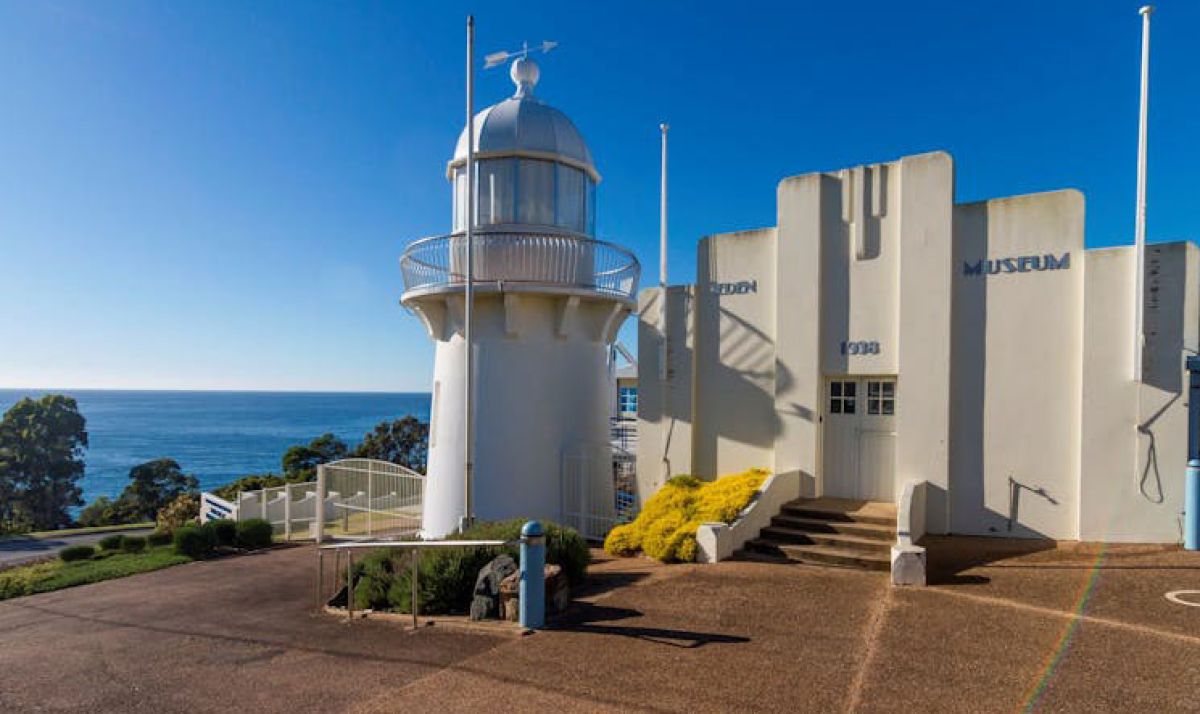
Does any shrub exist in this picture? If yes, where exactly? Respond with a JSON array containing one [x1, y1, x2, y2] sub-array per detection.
[[147, 531, 172, 547], [156, 493, 199, 533], [235, 519, 274, 549], [60, 545, 95, 562], [173, 524, 216, 558], [603, 468, 770, 563], [120, 536, 147, 553], [349, 519, 589, 616], [98, 534, 125, 551], [207, 519, 238, 547], [211, 474, 288, 502]]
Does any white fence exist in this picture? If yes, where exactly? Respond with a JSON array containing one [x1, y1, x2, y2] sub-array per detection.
[[235, 481, 323, 539], [200, 458, 425, 541], [561, 444, 638, 541]]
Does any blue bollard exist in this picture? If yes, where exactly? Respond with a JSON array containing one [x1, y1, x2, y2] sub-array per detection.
[[1187, 460, 1200, 551], [519, 520, 545, 629]]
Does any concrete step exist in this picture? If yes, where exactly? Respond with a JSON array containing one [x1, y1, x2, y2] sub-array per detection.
[[758, 526, 893, 554], [779, 498, 897, 527], [743, 539, 891, 571], [769, 514, 896, 541]]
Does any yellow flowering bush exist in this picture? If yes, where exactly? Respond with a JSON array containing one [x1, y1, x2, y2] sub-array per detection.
[[604, 468, 769, 562]]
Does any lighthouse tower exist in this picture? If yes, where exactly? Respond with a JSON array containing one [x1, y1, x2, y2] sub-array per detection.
[[400, 56, 640, 537]]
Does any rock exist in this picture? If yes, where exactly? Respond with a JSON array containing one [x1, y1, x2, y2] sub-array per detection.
[[544, 564, 570, 613], [498, 563, 571, 621], [499, 572, 519, 621], [469, 554, 517, 621]]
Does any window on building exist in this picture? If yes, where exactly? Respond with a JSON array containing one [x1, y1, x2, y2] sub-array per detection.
[[866, 379, 896, 415], [555, 165, 586, 233], [477, 159, 515, 226], [619, 386, 638, 414], [452, 166, 468, 232], [829, 380, 856, 414], [517, 158, 555, 225]]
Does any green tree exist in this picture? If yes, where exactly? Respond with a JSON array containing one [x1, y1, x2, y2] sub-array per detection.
[[76, 496, 142, 528], [0, 395, 88, 531], [352, 416, 428, 473], [119, 458, 199, 521], [281, 432, 348, 481], [211, 473, 287, 502]]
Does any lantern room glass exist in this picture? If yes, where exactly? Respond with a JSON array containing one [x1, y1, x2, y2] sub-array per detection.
[[452, 158, 595, 235]]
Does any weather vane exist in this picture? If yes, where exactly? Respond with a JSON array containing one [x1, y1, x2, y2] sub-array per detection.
[[483, 40, 558, 69]]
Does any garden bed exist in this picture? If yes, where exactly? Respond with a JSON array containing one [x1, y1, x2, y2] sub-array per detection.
[[0, 546, 192, 600], [0, 518, 282, 601]]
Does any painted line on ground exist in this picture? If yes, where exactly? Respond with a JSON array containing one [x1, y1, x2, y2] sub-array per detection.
[[1165, 590, 1200, 608], [918, 586, 1200, 647]]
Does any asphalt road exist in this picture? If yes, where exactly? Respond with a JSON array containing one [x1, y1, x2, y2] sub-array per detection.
[[0, 528, 154, 567]]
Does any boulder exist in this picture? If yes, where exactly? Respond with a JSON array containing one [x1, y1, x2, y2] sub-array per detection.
[[498, 563, 570, 621], [469, 554, 517, 621]]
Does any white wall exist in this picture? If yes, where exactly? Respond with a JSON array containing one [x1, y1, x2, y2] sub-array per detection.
[[773, 173, 824, 497], [895, 153, 955, 534], [417, 291, 628, 537], [819, 163, 900, 376], [636, 286, 695, 498], [1080, 243, 1196, 542], [693, 228, 777, 478], [950, 190, 1084, 539]]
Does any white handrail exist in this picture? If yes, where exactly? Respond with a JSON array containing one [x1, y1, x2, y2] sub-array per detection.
[[400, 229, 640, 301], [319, 539, 512, 550]]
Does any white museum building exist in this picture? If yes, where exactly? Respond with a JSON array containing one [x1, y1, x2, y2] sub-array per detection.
[[638, 150, 1197, 546]]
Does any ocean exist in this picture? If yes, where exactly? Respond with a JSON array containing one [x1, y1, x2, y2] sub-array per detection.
[[0, 389, 431, 509]]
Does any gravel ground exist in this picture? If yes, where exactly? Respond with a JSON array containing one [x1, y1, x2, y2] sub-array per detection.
[[1, 539, 1198, 713]]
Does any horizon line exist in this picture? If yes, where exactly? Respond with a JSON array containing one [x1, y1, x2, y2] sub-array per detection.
[[0, 386, 433, 396]]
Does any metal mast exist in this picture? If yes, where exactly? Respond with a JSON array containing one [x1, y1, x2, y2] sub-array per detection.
[[1133, 5, 1153, 382], [658, 122, 669, 384], [463, 15, 476, 528]]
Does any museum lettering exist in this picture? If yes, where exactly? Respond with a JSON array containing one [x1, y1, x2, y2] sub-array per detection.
[[962, 252, 1070, 277]]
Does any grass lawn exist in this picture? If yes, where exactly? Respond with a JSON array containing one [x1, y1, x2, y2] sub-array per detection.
[[0, 546, 191, 601]]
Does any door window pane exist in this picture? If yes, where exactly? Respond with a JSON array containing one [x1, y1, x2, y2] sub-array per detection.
[[866, 379, 896, 415], [829, 380, 856, 415]]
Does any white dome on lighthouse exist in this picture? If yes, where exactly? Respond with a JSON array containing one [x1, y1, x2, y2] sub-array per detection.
[[450, 57, 597, 181]]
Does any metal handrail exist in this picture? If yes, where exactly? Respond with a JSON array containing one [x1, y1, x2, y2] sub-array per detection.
[[317, 538, 517, 627], [399, 229, 640, 301]]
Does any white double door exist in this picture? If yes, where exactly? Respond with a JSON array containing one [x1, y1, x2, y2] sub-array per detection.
[[822, 377, 897, 502]]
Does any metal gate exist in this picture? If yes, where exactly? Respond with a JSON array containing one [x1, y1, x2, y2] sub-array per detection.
[[315, 458, 425, 541], [561, 444, 638, 541]]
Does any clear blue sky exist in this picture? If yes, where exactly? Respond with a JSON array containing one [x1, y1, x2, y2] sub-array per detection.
[[1, 1, 1196, 392]]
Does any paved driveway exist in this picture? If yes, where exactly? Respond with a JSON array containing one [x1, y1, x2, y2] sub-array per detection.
[[0, 528, 154, 567], [1, 540, 1198, 712]]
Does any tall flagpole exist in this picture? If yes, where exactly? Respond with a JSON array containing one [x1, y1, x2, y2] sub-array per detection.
[[658, 122, 669, 385], [1133, 5, 1152, 382], [463, 15, 476, 528]]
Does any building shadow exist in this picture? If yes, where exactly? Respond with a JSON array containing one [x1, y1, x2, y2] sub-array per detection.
[[551, 602, 750, 649], [923, 534, 1057, 585], [570, 568, 650, 600]]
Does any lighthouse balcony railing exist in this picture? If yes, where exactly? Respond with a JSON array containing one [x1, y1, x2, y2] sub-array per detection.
[[400, 229, 640, 303]]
